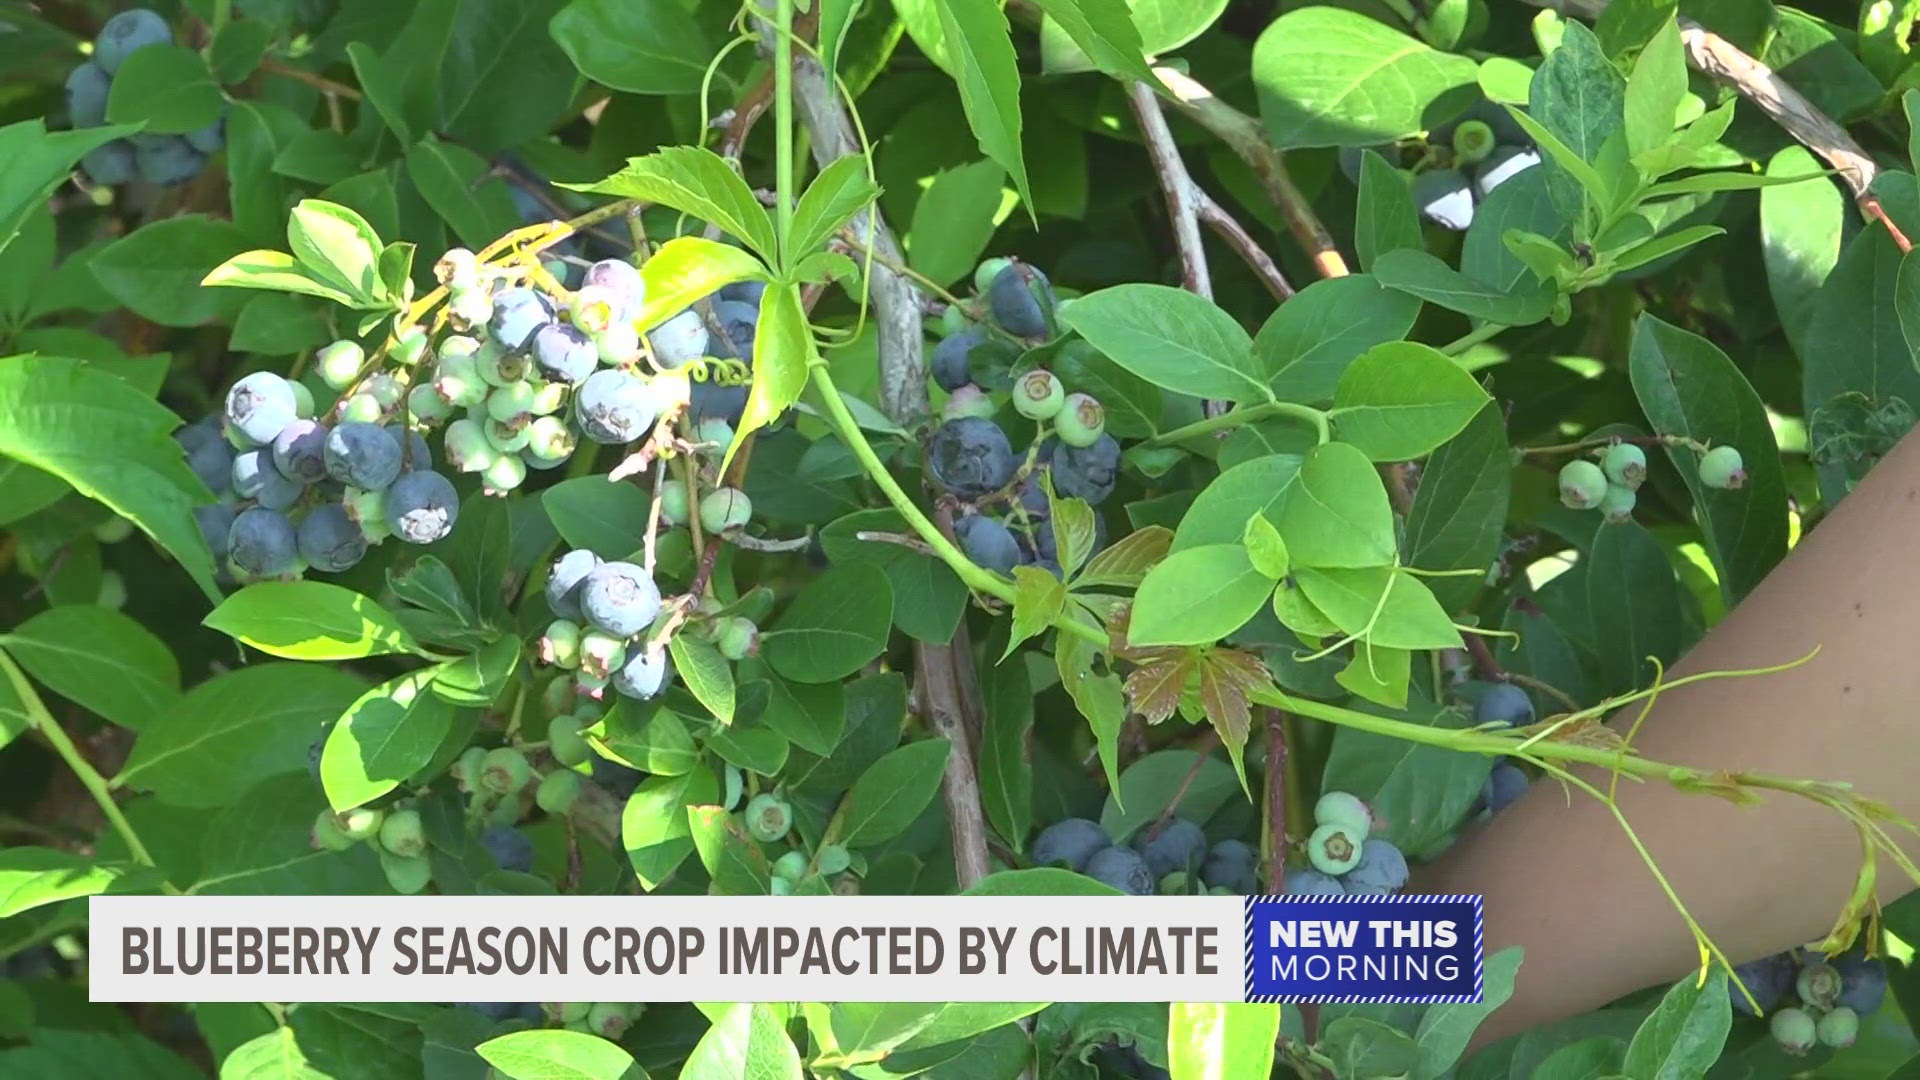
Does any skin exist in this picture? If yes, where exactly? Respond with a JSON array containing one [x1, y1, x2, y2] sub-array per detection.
[[1416, 427, 1920, 1047]]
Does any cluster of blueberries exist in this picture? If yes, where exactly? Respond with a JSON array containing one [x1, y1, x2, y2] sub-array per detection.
[[66, 9, 225, 186], [1731, 944, 1885, 1053], [1339, 101, 1542, 232], [1285, 792, 1411, 896], [928, 259, 1121, 577], [309, 801, 435, 894], [1558, 440, 1745, 520], [461, 1001, 647, 1040], [1028, 816, 1259, 897], [536, 548, 685, 703], [1472, 682, 1534, 816], [180, 369, 457, 582]]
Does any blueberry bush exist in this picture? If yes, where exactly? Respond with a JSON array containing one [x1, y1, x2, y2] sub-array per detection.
[[8, 0, 1920, 1076]]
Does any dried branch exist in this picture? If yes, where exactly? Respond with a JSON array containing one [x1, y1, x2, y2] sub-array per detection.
[[1126, 80, 1212, 298], [1263, 708, 1288, 893], [1196, 192, 1295, 301]]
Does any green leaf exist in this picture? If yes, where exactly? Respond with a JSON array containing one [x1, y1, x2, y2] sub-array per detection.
[[738, 284, 814, 461], [1621, 971, 1731, 1079], [117, 664, 368, 808], [1584, 520, 1686, 697], [477, 1028, 647, 1080], [1294, 567, 1464, 650], [1061, 284, 1268, 403], [840, 739, 952, 847], [550, 0, 710, 97], [1321, 692, 1488, 852], [688, 804, 773, 894], [907, 159, 1006, 289], [1355, 151, 1424, 274], [405, 139, 522, 250], [206, 581, 418, 660], [1079, 525, 1172, 588], [1329, 341, 1490, 461], [0, 357, 220, 602], [219, 1026, 331, 1080], [1607, 224, 1724, 275], [1371, 248, 1555, 326], [190, 776, 387, 895], [818, 508, 967, 644], [321, 667, 456, 811], [624, 768, 719, 889], [1050, 338, 1164, 440], [1760, 146, 1843, 357], [789, 155, 881, 274], [437, 0, 580, 156], [0, 848, 151, 918], [668, 636, 735, 725], [1242, 514, 1290, 579], [933, 0, 1035, 219], [201, 249, 362, 308], [1464, 161, 1569, 298], [540, 476, 654, 561], [1405, 405, 1511, 612], [104, 45, 223, 134], [681, 1003, 799, 1080], [0, 120, 137, 257], [1322, 1017, 1420, 1079], [1411, 946, 1523, 1077], [94, 215, 256, 327], [1171, 454, 1303, 551], [1628, 316, 1788, 604], [1638, 170, 1827, 201], [2, 605, 178, 731], [1252, 7, 1477, 148], [231, 293, 332, 356], [1029, 0, 1156, 83], [1166, 1003, 1279, 1080], [1529, 19, 1625, 212], [431, 635, 520, 708], [980, 653, 1034, 851], [632, 237, 768, 334], [763, 564, 893, 683], [574, 146, 779, 259], [963, 867, 1122, 896], [600, 700, 700, 776], [1274, 441, 1398, 568], [287, 199, 385, 304], [1056, 622, 1126, 794], [1622, 19, 1686, 158], [1099, 749, 1239, 842], [1128, 544, 1274, 647], [1257, 274, 1422, 404], [1803, 224, 1920, 506]]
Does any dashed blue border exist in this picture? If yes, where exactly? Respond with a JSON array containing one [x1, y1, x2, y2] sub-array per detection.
[[1240, 893, 1484, 1003]]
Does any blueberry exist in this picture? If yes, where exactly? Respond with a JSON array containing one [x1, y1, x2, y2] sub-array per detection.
[[1314, 791, 1371, 834], [382, 851, 433, 894], [378, 808, 426, 858], [232, 449, 304, 510], [986, 262, 1054, 338], [324, 422, 403, 489], [1473, 683, 1534, 727], [1770, 1006, 1816, 1054], [312, 808, 355, 852], [1341, 839, 1409, 895], [711, 299, 759, 359], [194, 502, 237, 556], [95, 9, 172, 75], [1698, 445, 1746, 490], [1414, 168, 1475, 231], [536, 771, 582, 815], [226, 372, 298, 445], [1598, 483, 1636, 524], [486, 381, 537, 424], [745, 793, 792, 842], [1817, 1006, 1859, 1049], [1473, 147, 1541, 200], [1452, 120, 1496, 165], [465, 1000, 537, 1023], [1013, 368, 1064, 421], [1798, 961, 1842, 1010], [718, 280, 765, 306], [1132, 818, 1209, 878], [80, 140, 137, 185], [385, 470, 459, 544], [183, 434, 235, 496], [591, 755, 643, 799], [575, 369, 656, 445], [1047, 434, 1121, 504], [444, 418, 499, 475], [583, 259, 645, 319], [1727, 952, 1795, 1017], [943, 384, 996, 422], [955, 514, 1021, 573], [1286, 868, 1345, 895], [577, 630, 627, 680], [926, 417, 1016, 499], [481, 452, 527, 496], [1601, 443, 1646, 489], [134, 136, 206, 186], [931, 327, 985, 392], [489, 288, 554, 352], [531, 322, 599, 385], [1054, 393, 1106, 448], [1557, 459, 1608, 510], [580, 561, 662, 637], [65, 62, 111, 127], [297, 504, 368, 572], [1200, 840, 1258, 894], [698, 488, 752, 533], [612, 648, 672, 700], [524, 416, 578, 469], [547, 712, 590, 764], [1834, 951, 1888, 1014], [688, 379, 748, 425], [227, 507, 299, 579], [1030, 818, 1110, 872], [714, 617, 758, 661], [1307, 822, 1363, 875], [648, 309, 709, 368], [481, 747, 533, 795], [271, 419, 329, 484], [317, 341, 366, 391], [1089, 1041, 1172, 1080], [546, 549, 602, 621], [1480, 763, 1528, 813], [1084, 846, 1153, 895]]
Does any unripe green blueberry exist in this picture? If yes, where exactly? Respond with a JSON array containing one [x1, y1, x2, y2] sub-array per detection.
[[573, 668, 610, 701], [485, 794, 526, 828], [542, 675, 576, 717], [659, 480, 691, 526], [1054, 392, 1106, 448], [770, 876, 794, 896], [831, 873, 861, 896], [524, 415, 577, 468], [569, 285, 622, 336], [943, 384, 996, 421], [1598, 483, 1636, 524], [699, 487, 752, 533], [378, 808, 427, 858], [536, 770, 582, 815], [290, 380, 316, 419], [1014, 368, 1065, 420], [577, 630, 628, 680], [392, 325, 430, 367], [1452, 120, 1495, 165], [552, 1001, 592, 1023], [1771, 1006, 1817, 1054], [1601, 442, 1646, 489], [1698, 445, 1746, 490], [539, 619, 582, 668], [1558, 459, 1608, 510], [586, 1001, 631, 1040], [1158, 871, 1191, 895], [452, 745, 488, 792], [435, 248, 479, 289], [342, 485, 385, 527], [548, 713, 592, 767], [317, 340, 365, 390], [771, 849, 810, 882], [363, 372, 405, 410], [434, 351, 489, 409], [476, 341, 529, 388], [482, 451, 527, 495], [487, 381, 537, 423], [1797, 961, 1842, 1010], [96, 570, 127, 611], [444, 418, 498, 474], [973, 256, 1013, 295], [694, 417, 735, 456], [746, 792, 793, 842], [595, 322, 640, 365], [381, 851, 433, 894], [1314, 791, 1372, 835], [1307, 822, 1363, 875], [440, 334, 482, 363], [340, 392, 385, 424], [816, 844, 850, 875], [93, 516, 134, 545], [939, 304, 971, 338], [447, 287, 491, 332], [408, 384, 452, 423], [481, 747, 533, 795], [1816, 1005, 1858, 1049], [483, 416, 531, 455], [312, 808, 355, 851], [336, 807, 384, 841], [714, 617, 759, 661]]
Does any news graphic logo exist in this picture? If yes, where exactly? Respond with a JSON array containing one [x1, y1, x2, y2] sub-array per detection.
[[1243, 894, 1482, 1003]]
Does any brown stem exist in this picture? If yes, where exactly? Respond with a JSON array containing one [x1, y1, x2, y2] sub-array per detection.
[[1196, 192, 1295, 301], [1125, 80, 1212, 299], [1145, 729, 1220, 843], [717, 73, 776, 162], [259, 57, 364, 101], [1263, 709, 1288, 893]]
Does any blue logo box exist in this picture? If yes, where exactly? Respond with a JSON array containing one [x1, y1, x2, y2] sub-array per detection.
[[1242, 894, 1483, 1003]]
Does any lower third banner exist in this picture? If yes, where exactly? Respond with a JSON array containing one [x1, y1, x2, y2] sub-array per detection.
[[89, 894, 1481, 1003]]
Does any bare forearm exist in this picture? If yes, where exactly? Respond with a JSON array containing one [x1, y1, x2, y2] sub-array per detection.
[[1416, 429, 1920, 1044]]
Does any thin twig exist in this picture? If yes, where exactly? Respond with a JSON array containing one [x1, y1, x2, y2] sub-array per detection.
[[259, 57, 363, 101], [854, 530, 938, 556], [1146, 729, 1220, 842], [1195, 192, 1295, 301], [1263, 709, 1288, 893], [1125, 80, 1211, 299]]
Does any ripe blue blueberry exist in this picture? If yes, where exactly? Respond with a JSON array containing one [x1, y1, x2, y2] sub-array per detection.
[[927, 417, 1016, 498], [575, 369, 656, 445], [955, 514, 1022, 573], [65, 62, 111, 127], [1473, 147, 1541, 199], [987, 262, 1054, 338], [1047, 434, 1121, 504], [546, 549, 602, 621], [582, 259, 644, 319], [931, 327, 984, 392], [711, 299, 759, 359], [227, 507, 299, 579], [134, 136, 206, 186], [1834, 950, 1887, 1014], [612, 647, 672, 700], [232, 449, 305, 510], [1084, 846, 1153, 895], [324, 422, 403, 489], [81, 140, 137, 185], [183, 433, 235, 496], [226, 371, 298, 445], [271, 419, 329, 484], [194, 502, 237, 557], [648, 309, 709, 368], [1473, 683, 1534, 727], [95, 9, 172, 75], [1131, 818, 1208, 878], [689, 379, 748, 425], [1285, 868, 1346, 895], [385, 469, 459, 544], [1727, 952, 1795, 1017], [719, 280, 766, 306], [1200, 840, 1258, 894], [297, 503, 368, 572], [1340, 839, 1409, 895], [580, 561, 662, 637], [489, 287, 553, 352], [1414, 168, 1475, 230], [531, 322, 599, 385], [1480, 763, 1528, 814]]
